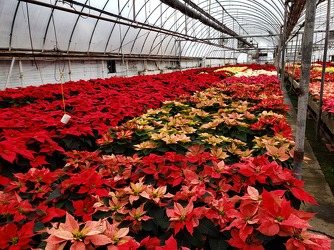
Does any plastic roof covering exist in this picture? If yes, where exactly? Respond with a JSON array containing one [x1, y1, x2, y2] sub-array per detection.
[[0, 0, 328, 58]]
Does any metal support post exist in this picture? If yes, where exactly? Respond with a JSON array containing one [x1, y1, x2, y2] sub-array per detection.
[[5, 57, 16, 89], [293, 0, 316, 179]]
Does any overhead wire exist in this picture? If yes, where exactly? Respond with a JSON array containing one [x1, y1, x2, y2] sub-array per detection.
[[25, 2, 38, 70], [25, 2, 45, 84], [51, 1, 67, 114]]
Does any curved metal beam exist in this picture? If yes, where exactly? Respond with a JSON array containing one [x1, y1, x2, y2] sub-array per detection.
[[8, 1, 21, 51], [87, 0, 110, 53], [42, 0, 59, 52], [66, 0, 89, 53]]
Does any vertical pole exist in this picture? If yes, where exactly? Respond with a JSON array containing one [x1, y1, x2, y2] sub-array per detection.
[[316, 0, 331, 140], [68, 60, 72, 81], [5, 57, 16, 89], [281, 2, 288, 90], [126, 60, 129, 76], [101, 60, 105, 78], [293, 0, 316, 179], [19, 60, 24, 87]]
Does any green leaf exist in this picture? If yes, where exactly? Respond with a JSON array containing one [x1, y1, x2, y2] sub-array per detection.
[[93, 211, 112, 220], [149, 207, 170, 229], [83, 137, 93, 147], [208, 237, 229, 250], [142, 219, 158, 232], [62, 137, 74, 148], [113, 146, 125, 154], [34, 221, 45, 232], [175, 229, 192, 249], [168, 144, 178, 151], [36, 242, 47, 249], [190, 227, 204, 248], [46, 188, 62, 202], [156, 146, 169, 153], [198, 218, 219, 237]]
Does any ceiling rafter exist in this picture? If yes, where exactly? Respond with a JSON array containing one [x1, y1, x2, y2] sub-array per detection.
[[160, 0, 256, 48]]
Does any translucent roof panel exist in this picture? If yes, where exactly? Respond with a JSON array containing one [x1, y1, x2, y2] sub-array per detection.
[[0, 0, 330, 58]]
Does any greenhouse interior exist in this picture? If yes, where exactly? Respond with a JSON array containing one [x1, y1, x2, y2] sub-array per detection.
[[1, 0, 334, 249]]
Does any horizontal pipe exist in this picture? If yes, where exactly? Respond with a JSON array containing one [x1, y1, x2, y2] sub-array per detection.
[[160, 0, 254, 48], [0, 49, 231, 61]]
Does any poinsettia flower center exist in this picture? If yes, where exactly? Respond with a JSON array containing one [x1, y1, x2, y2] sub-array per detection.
[[219, 211, 225, 216], [293, 233, 303, 240], [111, 205, 120, 211], [11, 236, 19, 245], [72, 229, 84, 240], [275, 216, 284, 222], [134, 213, 142, 220], [245, 216, 253, 221], [180, 214, 186, 221]]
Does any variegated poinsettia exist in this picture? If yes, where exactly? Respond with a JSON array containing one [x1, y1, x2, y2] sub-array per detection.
[[98, 75, 294, 167]]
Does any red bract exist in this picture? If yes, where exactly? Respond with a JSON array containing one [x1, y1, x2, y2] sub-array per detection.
[[72, 196, 97, 221], [224, 202, 259, 242], [285, 228, 332, 250], [283, 177, 318, 205], [0, 141, 17, 163], [227, 229, 264, 250], [272, 120, 293, 139], [258, 190, 311, 236], [206, 197, 238, 228], [156, 236, 190, 250], [36, 203, 66, 223], [233, 156, 274, 185], [0, 221, 35, 250], [5, 195, 34, 222], [166, 200, 205, 235], [139, 236, 161, 249], [62, 167, 109, 197]]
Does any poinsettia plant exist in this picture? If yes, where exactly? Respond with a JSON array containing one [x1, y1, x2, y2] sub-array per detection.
[[0, 68, 231, 171], [0, 64, 331, 249], [286, 62, 334, 115]]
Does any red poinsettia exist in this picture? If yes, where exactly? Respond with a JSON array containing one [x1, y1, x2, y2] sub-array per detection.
[[35, 203, 66, 223], [257, 190, 311, 236], [155, 235, 190, 250], [227, 229, 264, 250], [285, 228, 332, 250], [0, 221, 35, 250], [223, 202, 259, 242], [166, 199, 205, 235], [73, 196, 97, 221]]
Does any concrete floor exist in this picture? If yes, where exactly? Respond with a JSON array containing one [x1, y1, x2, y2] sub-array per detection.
[[284, 91, 334, 248]]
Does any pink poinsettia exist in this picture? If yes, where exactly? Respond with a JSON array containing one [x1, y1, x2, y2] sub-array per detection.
[[45, 213, 111, 249]]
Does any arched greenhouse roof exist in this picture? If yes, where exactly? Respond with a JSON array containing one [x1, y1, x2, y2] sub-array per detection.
[[0, 0, 331, 59]]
